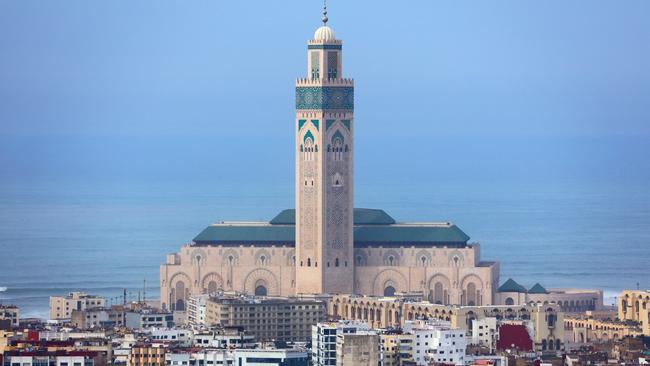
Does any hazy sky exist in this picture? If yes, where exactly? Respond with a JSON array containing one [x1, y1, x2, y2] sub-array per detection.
[[1, 1, 649, 184]]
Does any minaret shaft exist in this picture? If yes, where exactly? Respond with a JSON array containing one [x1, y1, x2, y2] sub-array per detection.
[[295, 28, 354, 295]]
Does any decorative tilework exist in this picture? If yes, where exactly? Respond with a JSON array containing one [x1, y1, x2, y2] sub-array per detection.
[[303, 130, 314, 143], [298, 119, 307, 131], [296, 86, 354, 110], [311, 119, 319, 131], [332, 130, 344, 144], [325, 119, 336, 130], [308, 44, 342, 50], [341, 119, 351, 130]]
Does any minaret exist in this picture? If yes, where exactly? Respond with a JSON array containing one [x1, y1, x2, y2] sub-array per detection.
[[295, 4, 354, 295]]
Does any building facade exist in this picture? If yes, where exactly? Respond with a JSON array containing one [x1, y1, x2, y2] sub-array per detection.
[[328, 294, 564, 352], [0, 305, 19, 328], [204, 295, 326, 342], [495, 279, 603, 313], [311, 321, 370, 366], [160, 11, 499, 312], [617, 290, 650, 336], [335, 331, 380, 366], [49, 292, 105, 321]]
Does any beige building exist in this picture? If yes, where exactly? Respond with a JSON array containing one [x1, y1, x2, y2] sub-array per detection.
[[328, 294, 564, 352], [49, 292, 106, 320], [0, 305, 19, 328], [336, 331, 380, 366], [204, 294, 326, 342], [564, 315, 643, 344], [380, 331, 414, 366], [128, 344, 168, 366], [160, 14, 499, 312], [617, 289, 650, 336], [495, 279, 603, 313]]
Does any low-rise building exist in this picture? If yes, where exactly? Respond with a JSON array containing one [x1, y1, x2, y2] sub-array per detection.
[[336, 330, 379, 366], [186, 294, 210, 327], [164, 348, 308, 366], [312, 321, 370, 366], [205, 294, 325, 342], [2, 351, 104, 366], [329, 294, 564, 352], [149, 329, 192, 346], [232, 348, 308, 366], [496, 279, 603, 313], [125, 309, 174, 329], [129, 344, 168, 366], [0, 305, 19, 328], [192, 327, 256, 349], [471, 317, 497, 352], [49, 292, 106, 321], [379, 330, 414, 366], [403, 320, 467, 366], [618, 290, 650, 336]]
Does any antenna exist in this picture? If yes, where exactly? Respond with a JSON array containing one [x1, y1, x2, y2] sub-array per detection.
[[143, 278, 147, 304]]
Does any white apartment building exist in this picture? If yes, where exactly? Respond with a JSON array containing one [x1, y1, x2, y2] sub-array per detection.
[[193, 329, 256, 349], [312, 321, 370, 366], [403, 320, 467, 366], [125, 310, 174, 329], [186, 294, 210, 327], [49, 292, 106, 320], [165, 348, 308, 366], [232, 349, 308, 366], [149, 328, 193, 346], [471, 317, 498, 352]]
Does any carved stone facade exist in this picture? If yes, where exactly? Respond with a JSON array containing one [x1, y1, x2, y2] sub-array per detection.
[[159, 23, 500, 311]]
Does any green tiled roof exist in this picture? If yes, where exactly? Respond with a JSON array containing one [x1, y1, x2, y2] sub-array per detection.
[[528, 283, 548, 294], [194, 208, 470, 245], [354, 225, 469, 243], [498, 278, 527, 293], [270, 208, 396, 225], [194, 225, 294, 243]]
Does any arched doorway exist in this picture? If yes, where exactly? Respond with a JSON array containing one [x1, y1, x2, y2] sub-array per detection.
[[207, 281, 218, 294], [175, 281, 186, 311], [384, 286, 396, 297], [255, 285, 268, 296], [505, 297, 514, 305]]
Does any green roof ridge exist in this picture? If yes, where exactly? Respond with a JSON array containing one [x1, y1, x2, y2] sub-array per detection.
[[528, 283, 548, 294], [270, 208, 396, 226], [498, 278, 527, 293]]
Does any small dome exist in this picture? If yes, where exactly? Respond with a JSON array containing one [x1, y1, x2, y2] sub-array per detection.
[[314, 26, 335, 41]]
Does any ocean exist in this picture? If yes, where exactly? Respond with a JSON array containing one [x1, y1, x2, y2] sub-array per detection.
[[1, 170, 649, 319]]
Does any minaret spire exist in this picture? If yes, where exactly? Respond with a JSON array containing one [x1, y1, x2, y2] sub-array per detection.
[[322, 0, 328, 25]]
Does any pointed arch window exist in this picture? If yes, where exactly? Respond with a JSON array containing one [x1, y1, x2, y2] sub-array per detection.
[[304, 138, 315, 161], [331, 130, 345, 161]]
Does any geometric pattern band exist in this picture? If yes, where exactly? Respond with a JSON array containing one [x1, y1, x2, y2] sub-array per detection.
[[296, 86, 354, 110]]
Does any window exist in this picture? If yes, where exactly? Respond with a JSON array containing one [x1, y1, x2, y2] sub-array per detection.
[[311, 51, 320, 79], [327, 52, 338, 79]]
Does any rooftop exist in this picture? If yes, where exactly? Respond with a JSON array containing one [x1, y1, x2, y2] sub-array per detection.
[[497, 278, 527, 293], [193, 208, 470, 246]]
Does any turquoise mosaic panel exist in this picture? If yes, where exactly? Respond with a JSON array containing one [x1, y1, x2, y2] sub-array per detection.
[[308, 44, 342, 50], [296, 86, 354, 110], [341, 119, 351, 130], [298, 119, 307, 131], [325, 119, 336, 130], [311, 119, 319, 131]]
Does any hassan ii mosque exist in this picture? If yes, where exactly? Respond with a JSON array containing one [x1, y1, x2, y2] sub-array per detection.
[[159, 9, 501, 311]]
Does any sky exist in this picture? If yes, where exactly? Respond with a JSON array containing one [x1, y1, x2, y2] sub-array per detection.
[[1, 0, 649, 185]]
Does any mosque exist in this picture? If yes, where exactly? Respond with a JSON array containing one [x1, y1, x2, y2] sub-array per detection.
[[159, 8, 502, 311]]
